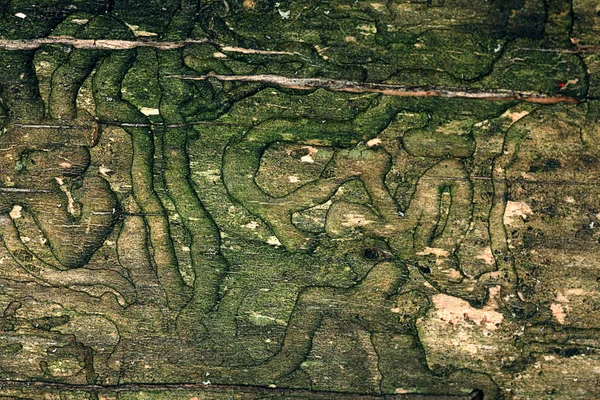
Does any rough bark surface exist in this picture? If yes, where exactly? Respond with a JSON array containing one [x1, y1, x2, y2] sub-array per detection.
[[0, 0, 599, 399]]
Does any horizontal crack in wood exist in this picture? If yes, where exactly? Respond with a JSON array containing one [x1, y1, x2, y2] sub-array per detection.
[[219, 45, 299, 56], [0, 38, 299, 55], [0, 380, 481, 399], [0, 37, 209, 50], [169, 73, 580, 104], [0, 37, 596, 58], [516, 45, 600, 54], [0, 188, 51, 193], [13, 124, 91, 129]]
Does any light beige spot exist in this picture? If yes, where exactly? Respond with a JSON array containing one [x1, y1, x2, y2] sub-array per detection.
[[366, 138, 382, 147], [416, 247, 449, 258], [476, 247, 495, 265], [561, 78, 579, 90], [139, 107, 160, 116], [340, 213, 373, 227], [444, 269, 461, 279], [242, 221, 259, 230], [267, 236, 282, 246], [556, 292, 569, 303], [99, 165, 113, 177], [431, 287, 504, 331], [501, 109, 530, 123], [9, 205, 22, 219], [550, 303, 566, 324], [504, 201, 532, 225], [302, 145, 318, 154], [126, 23, 158, 37]]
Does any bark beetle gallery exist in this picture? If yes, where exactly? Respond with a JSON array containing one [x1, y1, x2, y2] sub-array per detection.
[[0, 0, 598, 399]]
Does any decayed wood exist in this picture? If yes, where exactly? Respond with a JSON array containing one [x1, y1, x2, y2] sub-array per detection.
[[0, 1, 599, 399]]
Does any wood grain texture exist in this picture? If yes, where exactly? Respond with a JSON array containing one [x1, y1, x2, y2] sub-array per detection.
[[0, 1, 599, 399]]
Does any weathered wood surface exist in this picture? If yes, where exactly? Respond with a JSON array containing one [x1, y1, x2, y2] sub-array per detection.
[[0, 0, 599, 399]]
